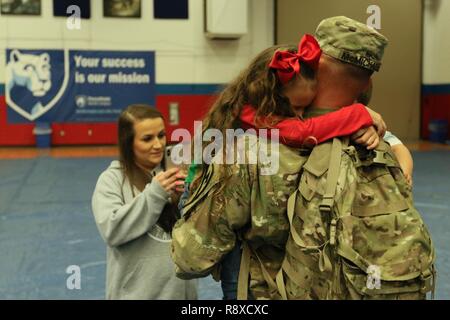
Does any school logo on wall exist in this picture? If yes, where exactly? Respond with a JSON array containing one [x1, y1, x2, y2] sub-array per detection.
[[5, 49, 155, 123], [6, 49, 69, 121]]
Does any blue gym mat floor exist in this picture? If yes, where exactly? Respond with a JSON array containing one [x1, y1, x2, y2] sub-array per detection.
[[0, 148, 449, 299]]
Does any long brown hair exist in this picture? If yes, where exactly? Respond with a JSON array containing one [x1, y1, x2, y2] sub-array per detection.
[[118, 104, 179, 233], [193, 44, 315, 187], [203, 44, 296, 134]]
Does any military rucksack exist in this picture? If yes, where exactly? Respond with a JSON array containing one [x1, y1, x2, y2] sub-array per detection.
[[275, 137, 436, 300]]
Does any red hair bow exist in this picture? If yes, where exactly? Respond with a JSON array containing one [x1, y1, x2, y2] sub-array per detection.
[[269, 34, 322, 85]]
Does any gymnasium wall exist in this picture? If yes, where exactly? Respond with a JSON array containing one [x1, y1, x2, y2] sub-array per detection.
[[422, 0, 450, 139], [0, 0, 274, 145], [276, 0, 423, 141]]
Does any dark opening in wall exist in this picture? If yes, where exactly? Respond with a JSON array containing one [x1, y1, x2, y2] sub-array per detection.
[[53, 0, 91, 19], [154, 0, 188, 19]]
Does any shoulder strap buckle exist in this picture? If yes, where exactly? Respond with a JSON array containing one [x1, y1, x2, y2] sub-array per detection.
[[373, 150, 389, 165], [319, 196, 334, 213]]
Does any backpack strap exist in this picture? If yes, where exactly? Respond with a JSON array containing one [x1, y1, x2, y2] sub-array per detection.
[[237, 242, 281, 300], [319, 138, 343, 220], [275, 268, 288, 300], [237, 242, 251, 300], [253, 248, 281, 299], [320, 137, 345, 297]]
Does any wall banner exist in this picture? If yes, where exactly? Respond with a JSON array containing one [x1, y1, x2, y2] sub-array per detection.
[[5, 49, 155, 123]]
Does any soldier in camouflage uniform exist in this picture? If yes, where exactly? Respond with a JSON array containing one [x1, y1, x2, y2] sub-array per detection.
[[275, 16, 436, 300], [170, 17, 426, 300]]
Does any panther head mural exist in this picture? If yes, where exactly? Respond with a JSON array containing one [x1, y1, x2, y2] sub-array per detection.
[[6, 50, 52, 97]]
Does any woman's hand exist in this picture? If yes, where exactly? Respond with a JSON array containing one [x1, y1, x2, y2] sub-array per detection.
[[351, 126, 380, 150], [365, 107, 387, 138], [154, 168, 187, 194]]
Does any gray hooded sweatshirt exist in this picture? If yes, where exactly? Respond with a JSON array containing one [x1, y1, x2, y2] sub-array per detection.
[[92, 160, 197, 300]]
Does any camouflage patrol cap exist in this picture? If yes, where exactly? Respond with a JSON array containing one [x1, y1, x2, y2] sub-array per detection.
[[315, 16, 388, 72]]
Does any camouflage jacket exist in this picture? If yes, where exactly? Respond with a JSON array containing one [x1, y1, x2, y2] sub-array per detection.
[[171, 134, 305, 299]]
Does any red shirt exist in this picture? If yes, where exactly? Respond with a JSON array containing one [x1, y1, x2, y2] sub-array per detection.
[[239, 103, 373, 147]]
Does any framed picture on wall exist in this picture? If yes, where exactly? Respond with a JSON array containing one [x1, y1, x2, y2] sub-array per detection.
[[103, 0, 141, 18], [53, 0, 91, 19], [1, 0, 41, 15], [154, 0, 188, 19]]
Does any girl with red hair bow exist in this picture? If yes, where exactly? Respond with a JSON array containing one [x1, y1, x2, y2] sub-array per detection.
[[239, 34, 385, 149]]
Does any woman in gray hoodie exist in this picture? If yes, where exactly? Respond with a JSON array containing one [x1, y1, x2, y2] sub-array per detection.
[[92, 104, 197, 299]]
